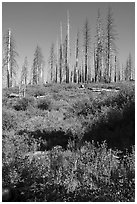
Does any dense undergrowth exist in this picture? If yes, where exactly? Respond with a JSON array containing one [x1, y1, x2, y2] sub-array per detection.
[[2, 81, 135, 201]]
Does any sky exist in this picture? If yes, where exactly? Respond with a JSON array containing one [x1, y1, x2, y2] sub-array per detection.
[[2, 2, 135, 82]]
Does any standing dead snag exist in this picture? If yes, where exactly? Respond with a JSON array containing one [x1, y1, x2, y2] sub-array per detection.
[[105, 7, 117, 83], [19, 83, 27, 98], [114, 55, 117, 82], [125, 53, 133, 81], [59, 22, 63, 83], [7, 29, 11, 87], [21, 56, 28, 85], [3, 29, 18, 88], [94, 9, 104, 82], [83, 18, 91, 83], [49, 43, 55, 82], [32, 45, 44, 85], [74, 31, 79, 83], [55, 38, 59, 83], [64, 10, 70, 83]]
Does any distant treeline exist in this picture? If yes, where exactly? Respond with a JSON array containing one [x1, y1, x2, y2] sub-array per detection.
[[2, 7, 134, 88]]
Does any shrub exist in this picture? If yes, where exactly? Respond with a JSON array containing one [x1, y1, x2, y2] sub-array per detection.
[[2, 108, 18, 131], [37, 97, 52, 110], [2, 86, 19, 98], [17, 111, 83, 150], [63, 83, 78, 90], [33, 89, 45, 97], [2, 97, 8, 107], [2, 82, 135, 201], [12, 98, 29, 111], [2, 141, 135, 201], [72, 98, 93, 116], [2, 130, 38, 189], [9, 96, 35, 111], [26, 85, 46, 97]]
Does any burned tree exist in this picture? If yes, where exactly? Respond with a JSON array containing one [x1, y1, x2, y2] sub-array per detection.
[[114, 55, 117, 82], [125, 53, 133, 81], [3, 29, 18, 87], [83, 18, 91, 83], [94, 9, 104, 82], [49, 43, 55, 82], [21, 56, 28, 85], [64, 10, 70, 83], [59, 22, 63, 83], [32, 45, 44, 85], [55, 38, 59, 83], [105, 7, 117, 83], [74, 31, 79, 83]]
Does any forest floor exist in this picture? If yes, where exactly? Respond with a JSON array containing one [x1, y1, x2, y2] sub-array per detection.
[[2, 81, 135, 201]]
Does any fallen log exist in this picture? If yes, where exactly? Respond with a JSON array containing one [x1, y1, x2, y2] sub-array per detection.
[[8, 93, 20, 98], [88, 87, 120, 93], [36, 95, 46, 99]]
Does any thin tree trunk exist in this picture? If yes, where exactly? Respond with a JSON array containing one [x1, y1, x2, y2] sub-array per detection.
[[75, 31, 79, 84], [55, 38, 58, 83], [85, 49, 88, 83], [114, 56, 117, 82], [59, 22, 63, 83], [66, 10, 70, 83], [7, 29, 11, 88]]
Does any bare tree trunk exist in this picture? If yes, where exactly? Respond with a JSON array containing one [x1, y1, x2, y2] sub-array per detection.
[[73, 65, 76, 83], [70, 70, 73, 83], [83, 19, 90, 83], [7, 68, 10, 88], [66, 10, 70, 83], [75, 31, 79, 83], [55, 64, 57, 83], [7, 29, 11, 88], [59, 22, 63, 83], [114, 56, 117, 82], [105, 7, 117, 83], [55, 38, 58, 83], [82, 60, 85, 83], [85, 49, 88, 83], [94, 44, 97, 82], [121, 64, 124, 81]]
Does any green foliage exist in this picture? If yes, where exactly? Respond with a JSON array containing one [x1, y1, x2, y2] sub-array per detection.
[[2, 131, 38, 189], [37, 97, 52, 110], [2, 86, 19, 97], [12, 98, 30, 111], [73, 98, 93, 116], [2, 140, 135, 201], [17, 110, 83, 150], [26, 85, 46, 97], [2, 108, 18, 131], [2, 82, 135, 201]]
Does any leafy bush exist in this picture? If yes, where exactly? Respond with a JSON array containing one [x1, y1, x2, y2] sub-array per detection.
[[26, 85, 46, 97], [2, 140, 135, 201], [2, 86, 20, 97], [12, 98, 29, 111], [6, 96, 35, 111], [63, 83, 78, 90], [2, 108, 18, 131], [72, 98, 93, 116], [2, 82, 135, 201], [2, 97, 8, 107], [37, 97, 52, 110], [2, 130, 38, 189], [17, 110, 83, 150]]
